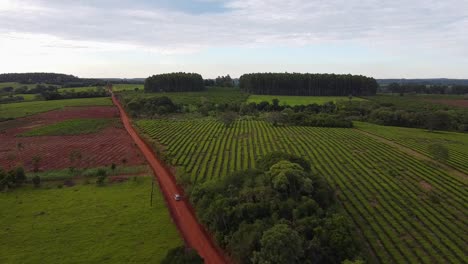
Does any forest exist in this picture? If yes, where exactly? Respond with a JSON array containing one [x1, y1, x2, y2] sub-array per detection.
[[144, 72, 204, 92], [239, 73, 378, 96], [0, 73, 80, 84], [190, 152, 361, 264]]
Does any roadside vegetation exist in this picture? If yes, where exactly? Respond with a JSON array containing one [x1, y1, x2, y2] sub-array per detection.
[[247, 95, 366, 106]]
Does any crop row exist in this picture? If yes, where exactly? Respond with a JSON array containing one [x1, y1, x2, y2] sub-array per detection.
[[136, 119, 468, 264]]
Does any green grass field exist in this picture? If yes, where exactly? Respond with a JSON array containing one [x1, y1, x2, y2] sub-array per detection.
[[137, 118, 467, 264], [121, 87, 249, 106], [0, 177, 182, 263], [0, 97, 113, 119], [247, 95, 367, 106], [355, 122, 468, 174], [21, 118, 115, 136], [0, 82, 39, 90]]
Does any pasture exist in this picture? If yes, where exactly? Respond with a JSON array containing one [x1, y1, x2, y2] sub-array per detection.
[[21, 118, 115, 136], [247, 95, 367, 106], [137, 118, 467, 264], [0, 97, 113, 119], [0, 177, 182, 264], [355, 122, 468, 174]]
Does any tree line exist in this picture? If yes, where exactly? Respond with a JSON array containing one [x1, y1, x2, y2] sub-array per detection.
[[204, 75, 234, 87], [190, 152, 362, 264], [144, 72, 204, 93], [239, 73, 378, 96], [0, 73, 80, 85]]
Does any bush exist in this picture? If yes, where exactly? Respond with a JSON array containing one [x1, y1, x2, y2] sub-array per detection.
[[96, 169, 108, 185], [160, 246, 204, 264], [32, 175, 41, 188]]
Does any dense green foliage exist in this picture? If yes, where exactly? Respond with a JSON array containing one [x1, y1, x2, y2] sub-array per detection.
[[119, 87, 249, 114], [355, 95, 468, 132], [0, 177, 182, 263], [239, 73, 378, 96], [247, 95, 367, 106], [0, 166, 26, 190], [203, 75, 234, 87], [124, 96, 179, 117], [144, 72, 204, 92], [160, 246, 204, 264], [20, 118, 114, 136], [191, 154, 359, 264], [40, 87, 109, 100], [0, 72, 80, 84], [355, 122, 468, 174], [137, 118, 467, 263], [0, 97, 112, 119]]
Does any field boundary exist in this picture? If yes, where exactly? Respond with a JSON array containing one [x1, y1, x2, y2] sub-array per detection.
[[355, 128, 468, 181], [110, 91, 228, 264]]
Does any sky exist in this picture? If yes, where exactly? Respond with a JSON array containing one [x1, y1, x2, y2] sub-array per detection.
[[0, 0, 467, 79]]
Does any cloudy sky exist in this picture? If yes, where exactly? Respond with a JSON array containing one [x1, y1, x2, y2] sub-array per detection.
[[0, 0, 467, 78]]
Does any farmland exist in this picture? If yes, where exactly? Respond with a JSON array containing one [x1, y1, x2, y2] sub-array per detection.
[[355, 122, 468, 174], [21, 118, 115, 136], [0, 177, 182, 264], [0, 97, 112, 119], [120, 87, 249, 106], [0, 106, 145, 172], [136, 118, 467, 263], [247, 95, 367, 106]]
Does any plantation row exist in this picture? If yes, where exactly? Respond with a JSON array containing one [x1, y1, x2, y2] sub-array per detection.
[[136, 119, 468, 264], [356, 122, 468, 174]]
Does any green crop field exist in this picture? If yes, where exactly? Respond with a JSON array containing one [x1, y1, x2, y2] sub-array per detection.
[[21, 118, 115, 136], [113, 84, 144, 92], [247, 95, 367, 106], [136, 118, 467, 264], [0, 97, 112, 119], [355, 122, 468, 174], [121, 87, 249, 106], [0, 177, 182, 263]]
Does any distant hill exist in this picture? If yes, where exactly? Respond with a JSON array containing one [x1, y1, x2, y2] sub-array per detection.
[[378, 79, 468, 86]]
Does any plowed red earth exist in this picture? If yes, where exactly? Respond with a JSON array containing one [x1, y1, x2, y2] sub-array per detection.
[[111, 94, 228, 264], [425, 99, 468, 108], [0, 106, 145, 171]]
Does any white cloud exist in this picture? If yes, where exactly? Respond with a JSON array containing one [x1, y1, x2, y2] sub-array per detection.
[[0, 0, 466, 77]]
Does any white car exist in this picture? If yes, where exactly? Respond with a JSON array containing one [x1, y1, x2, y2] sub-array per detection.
[[174, 194, 182, 201]]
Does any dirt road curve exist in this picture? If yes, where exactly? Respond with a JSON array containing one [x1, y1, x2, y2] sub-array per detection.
[[111, 94, 227, 264]]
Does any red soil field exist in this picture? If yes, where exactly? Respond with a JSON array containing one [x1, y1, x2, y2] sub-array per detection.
[[426, 99, 468, 108], [0, 106, 146, 171]]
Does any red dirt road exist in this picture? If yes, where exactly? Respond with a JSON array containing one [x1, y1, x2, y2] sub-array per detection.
[[111, 94, 227, 264]]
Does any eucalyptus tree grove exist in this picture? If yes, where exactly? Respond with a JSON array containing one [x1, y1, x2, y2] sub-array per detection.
[[239, 73, 378, 96], [144, 72, 204, 92]]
